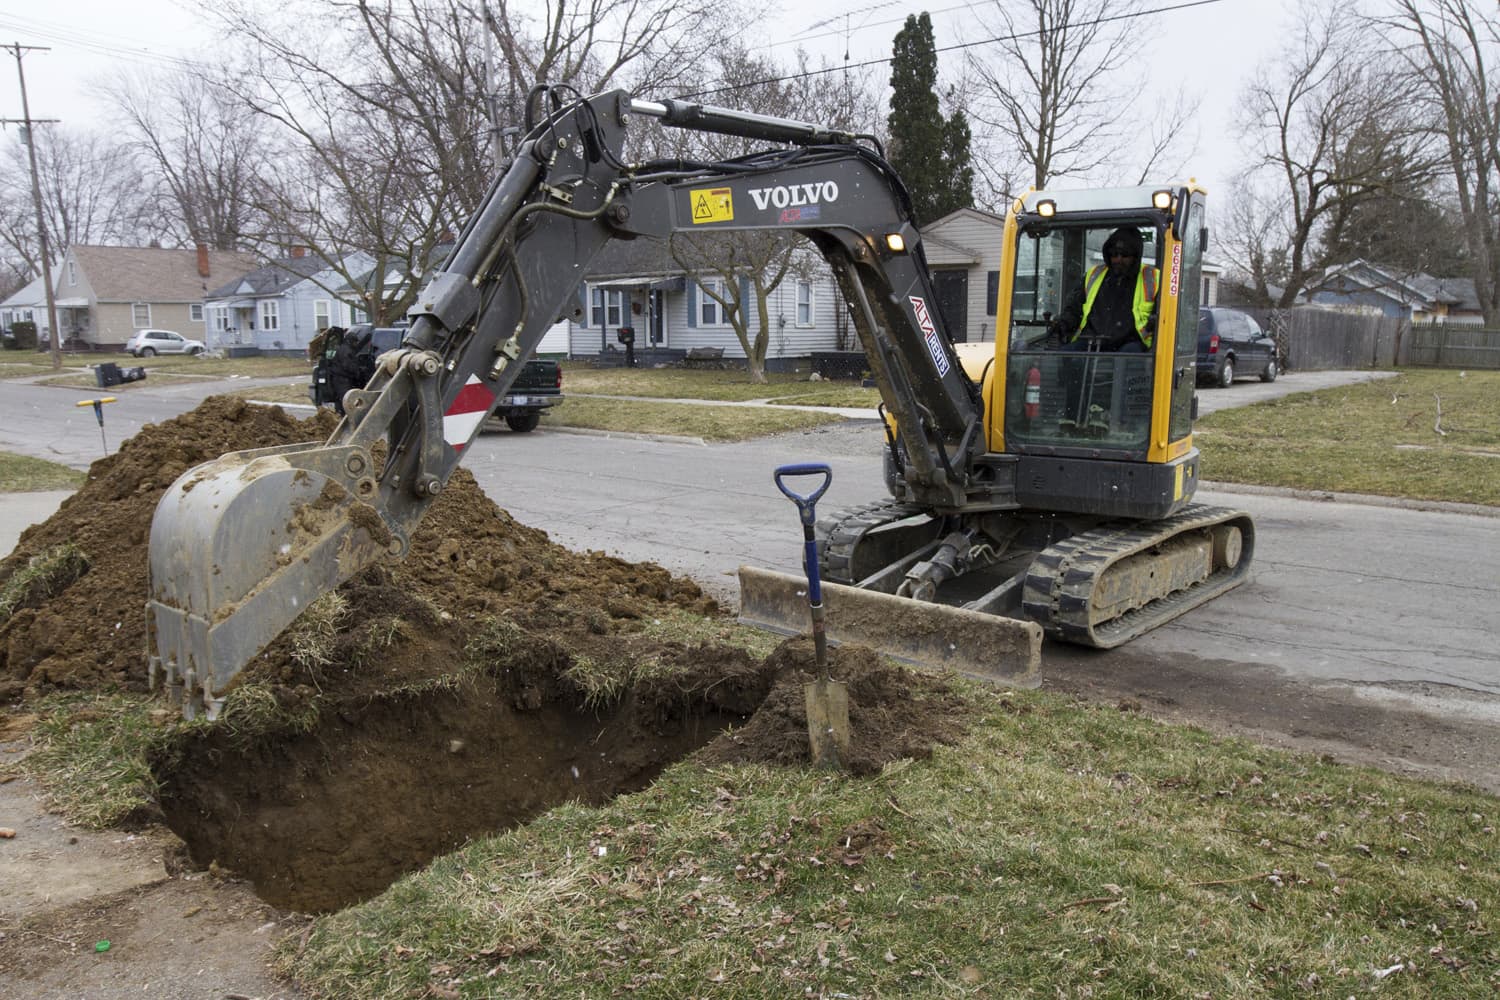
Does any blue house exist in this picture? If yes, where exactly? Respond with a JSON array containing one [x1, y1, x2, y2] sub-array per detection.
[[204, 250, 373, 354], [1306, 259, 1483, 325]]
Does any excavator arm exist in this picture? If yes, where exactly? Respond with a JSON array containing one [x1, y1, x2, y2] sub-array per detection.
[[147, 88, 994, 717]]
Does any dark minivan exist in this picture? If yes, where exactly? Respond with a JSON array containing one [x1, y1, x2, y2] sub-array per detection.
[[1197, 307, 1278, 387]]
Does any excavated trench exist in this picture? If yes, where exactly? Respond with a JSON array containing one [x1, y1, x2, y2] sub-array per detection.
[[152, 669, 764, 913], [1, 396, 974, 915]]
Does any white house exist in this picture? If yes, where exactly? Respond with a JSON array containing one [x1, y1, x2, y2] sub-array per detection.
[[0, 275, 50, 341]]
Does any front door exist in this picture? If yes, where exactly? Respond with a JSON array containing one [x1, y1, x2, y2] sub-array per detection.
[[649, 289, 665, 345], [933, 270, 969, 343]]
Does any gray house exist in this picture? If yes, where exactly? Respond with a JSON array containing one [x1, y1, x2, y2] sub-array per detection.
[[205, 250, 374, 354], [567, 237, 851, 369], [1305, 259, 1482, 324], [51, 245, 259, 351]]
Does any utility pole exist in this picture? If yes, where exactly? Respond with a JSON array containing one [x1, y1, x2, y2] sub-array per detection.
[[5, 42, 62, 370]]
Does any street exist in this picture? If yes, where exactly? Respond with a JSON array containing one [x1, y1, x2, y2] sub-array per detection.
[[3, 370, 1498, 790]]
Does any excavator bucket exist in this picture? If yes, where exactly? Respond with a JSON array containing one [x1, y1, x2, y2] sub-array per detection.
[[737, 566, 1042, 687], [147, 440, 395, 719]]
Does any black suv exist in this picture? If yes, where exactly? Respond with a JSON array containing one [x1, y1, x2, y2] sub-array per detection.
[[1197, 307, 1278, 387]]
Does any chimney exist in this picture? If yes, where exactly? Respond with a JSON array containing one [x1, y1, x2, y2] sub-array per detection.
[[196, 244, 211, 278], [291, 246, 306, 259]]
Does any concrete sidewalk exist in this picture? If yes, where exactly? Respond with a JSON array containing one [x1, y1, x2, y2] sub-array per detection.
[[1, 490, 72, 554]]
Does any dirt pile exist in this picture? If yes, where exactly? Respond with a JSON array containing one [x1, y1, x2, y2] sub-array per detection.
[[0, 396, 972, 909]]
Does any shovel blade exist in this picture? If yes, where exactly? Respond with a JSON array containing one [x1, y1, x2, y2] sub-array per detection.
[[804, 675, 851, 770]]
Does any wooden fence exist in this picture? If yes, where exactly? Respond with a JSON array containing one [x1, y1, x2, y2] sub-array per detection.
[[1406, 325, 1500, 369], [1240, 307, 1500, 371]]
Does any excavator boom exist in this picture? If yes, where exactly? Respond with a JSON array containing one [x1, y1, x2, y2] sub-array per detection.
[[146, 89, 1042, 718]]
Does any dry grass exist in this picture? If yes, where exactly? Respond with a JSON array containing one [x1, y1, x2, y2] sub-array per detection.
[[282, 681, 1500, 998], [1197, 370, 1500, 506]]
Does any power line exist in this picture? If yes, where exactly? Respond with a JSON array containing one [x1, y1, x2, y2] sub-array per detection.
[[687, 0, 1229, 100]]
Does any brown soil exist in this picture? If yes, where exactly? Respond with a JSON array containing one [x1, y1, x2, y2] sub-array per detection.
[[0, 396, 970, 995]]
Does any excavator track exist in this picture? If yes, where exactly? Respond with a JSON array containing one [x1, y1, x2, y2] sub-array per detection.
[[1021, 504, 1254, 648], [818, 499, 933, 585]]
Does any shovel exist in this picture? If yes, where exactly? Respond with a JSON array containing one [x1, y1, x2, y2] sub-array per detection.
[[773, 463, 850, 771]]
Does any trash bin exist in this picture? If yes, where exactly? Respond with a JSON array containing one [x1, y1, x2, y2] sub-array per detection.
[[95, 363, 122, 388]]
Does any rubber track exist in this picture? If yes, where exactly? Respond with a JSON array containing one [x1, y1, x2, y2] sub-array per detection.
[[817, 500, 930, 585], [1020, 504, 1254, 648]]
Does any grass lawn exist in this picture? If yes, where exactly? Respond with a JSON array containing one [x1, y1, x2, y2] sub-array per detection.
[[0, 451, 85, 492], [13, 679, 1495, 999], [560, 363, 878, 408], [1197, 370, 1500, 506]]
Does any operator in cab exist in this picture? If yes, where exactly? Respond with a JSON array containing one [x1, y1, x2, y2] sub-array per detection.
[[1047, 225, 1159, 352]]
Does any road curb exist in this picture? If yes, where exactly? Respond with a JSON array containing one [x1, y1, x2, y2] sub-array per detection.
[[1201, 479, 1500, 519]]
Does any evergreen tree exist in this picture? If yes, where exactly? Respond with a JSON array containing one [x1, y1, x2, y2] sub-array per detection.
[[888, 13, 972, 224]]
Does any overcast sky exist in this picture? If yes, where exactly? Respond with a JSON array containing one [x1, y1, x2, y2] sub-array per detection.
[[0, 0, 1292, 203]]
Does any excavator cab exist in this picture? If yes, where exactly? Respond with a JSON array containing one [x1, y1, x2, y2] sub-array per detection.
[[987, 185, 1209, 519]]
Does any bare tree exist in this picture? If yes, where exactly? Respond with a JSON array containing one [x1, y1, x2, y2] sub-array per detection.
[[198, 0, 737, 323], [965, 0, 1194, 203], [661, 46, 877, 382], [0, 127, 153, 273], [1227, 0, 1441, 307], [103, 69, 268, 252], [1380, 0, 1500, 325], [481, 0, 728, 116]]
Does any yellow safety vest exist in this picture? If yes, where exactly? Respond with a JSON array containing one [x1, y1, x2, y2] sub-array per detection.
[[1074, 263, 1160, 348]]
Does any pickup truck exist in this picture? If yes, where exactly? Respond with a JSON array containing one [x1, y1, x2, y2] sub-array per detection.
[[311, 324, 563, 431]]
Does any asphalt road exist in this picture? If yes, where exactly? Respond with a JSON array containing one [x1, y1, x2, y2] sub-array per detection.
[[4, 367, 1499, 789]]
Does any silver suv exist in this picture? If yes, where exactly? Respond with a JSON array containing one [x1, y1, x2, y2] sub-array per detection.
[[124, 328, 206, 357]]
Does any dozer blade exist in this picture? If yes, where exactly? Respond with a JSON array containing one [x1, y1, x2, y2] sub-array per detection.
[[738, 566, 1042, 687], [147, 441, 396, 719]]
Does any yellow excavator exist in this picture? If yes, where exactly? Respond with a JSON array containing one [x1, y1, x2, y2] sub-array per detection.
[[146, 89, 1252, 718]]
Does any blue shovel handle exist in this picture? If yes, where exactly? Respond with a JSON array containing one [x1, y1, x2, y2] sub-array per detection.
[[774, 463, 832, 605]]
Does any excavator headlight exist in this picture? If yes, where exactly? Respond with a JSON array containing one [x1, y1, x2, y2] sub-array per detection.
[[1036, 199, 1057, 218], [885, 233, 907, 253], [1152, 189, 1173, 210]]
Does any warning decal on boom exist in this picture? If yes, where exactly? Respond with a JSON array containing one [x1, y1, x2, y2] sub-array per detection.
[[691, 187, 734, 224]]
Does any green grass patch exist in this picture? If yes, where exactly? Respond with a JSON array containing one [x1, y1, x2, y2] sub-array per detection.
[[10, 693, 166, 828], [0, 450, 85, 491], [281, 683, 1500, 998], [547, 395, 844, 441], [0, 361, 70, 378], [0, 544, 88, 624], [561, 363, 860, 402], [1198, 370, 1500, 505]]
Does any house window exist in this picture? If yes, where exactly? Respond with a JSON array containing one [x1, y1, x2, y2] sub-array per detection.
[[67, 260, 77, 286], [986, 271, 999, 316], [795, 281, 814, 326], [190, 304, 204, 322], [131, 303, 151, 327], [698, 279, 725, 326], [314, 300, 331, 330], [259, 300, 280, 331], [213, 308, 230, 332], [590, 288, 623, 328]]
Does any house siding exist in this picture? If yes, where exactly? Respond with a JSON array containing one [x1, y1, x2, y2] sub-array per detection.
[[567, 263, 848, 363], [924, 210, 1006, 344]]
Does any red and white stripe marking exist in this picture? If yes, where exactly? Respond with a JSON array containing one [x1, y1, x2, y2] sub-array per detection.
[[444, 376, 495, 453]]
